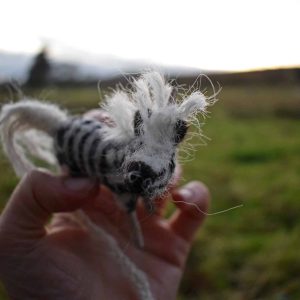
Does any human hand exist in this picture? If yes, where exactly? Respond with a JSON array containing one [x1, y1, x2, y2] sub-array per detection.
[[0, 169, 209, 300]]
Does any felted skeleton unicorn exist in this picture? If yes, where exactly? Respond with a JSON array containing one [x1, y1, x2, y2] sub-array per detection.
[[0, 71, 214, 299]]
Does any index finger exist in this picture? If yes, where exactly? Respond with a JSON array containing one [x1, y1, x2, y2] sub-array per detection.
[[168, 181, 210, 243]]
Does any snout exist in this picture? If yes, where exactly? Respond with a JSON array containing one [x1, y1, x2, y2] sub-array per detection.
[[125, 161, 156, 194]]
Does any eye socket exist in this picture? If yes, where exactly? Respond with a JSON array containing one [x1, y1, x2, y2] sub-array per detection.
[[174, 119, 188, 145]]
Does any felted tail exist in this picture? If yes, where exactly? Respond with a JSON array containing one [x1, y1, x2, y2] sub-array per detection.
[[0, 99, 69, 177]]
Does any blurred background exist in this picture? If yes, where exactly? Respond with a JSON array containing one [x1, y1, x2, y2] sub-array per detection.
[[0, 0, 299, 299]]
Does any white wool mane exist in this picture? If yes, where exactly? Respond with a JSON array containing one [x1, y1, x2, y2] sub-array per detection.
[[101, 71, 211, 143]]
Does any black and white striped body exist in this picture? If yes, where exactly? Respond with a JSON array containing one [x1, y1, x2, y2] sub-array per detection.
[[54, 117, 130, 194], [53, 115, 178, 212]]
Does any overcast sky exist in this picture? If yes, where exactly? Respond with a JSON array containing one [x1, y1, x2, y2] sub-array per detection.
[[1, 0, 299, 71]]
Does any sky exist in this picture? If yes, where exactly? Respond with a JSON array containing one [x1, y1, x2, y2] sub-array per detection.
[[1, 0, 300, 71]]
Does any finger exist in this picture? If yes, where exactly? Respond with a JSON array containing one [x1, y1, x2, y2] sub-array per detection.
[[83, 185, 117, 214], [123, 218, 190, 268], [0, 169, 98, 238], [82, 185, 125, 222], [168, 181, 210, 243], [48, 213, 82, 232], [82, 185, 132, 239]]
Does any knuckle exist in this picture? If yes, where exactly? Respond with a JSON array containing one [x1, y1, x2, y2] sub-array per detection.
[[24, 169, 39, 182], [24, 169, 50, 184]]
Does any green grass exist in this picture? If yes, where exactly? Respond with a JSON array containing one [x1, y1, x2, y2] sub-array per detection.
[[0, 83, 299, 299]]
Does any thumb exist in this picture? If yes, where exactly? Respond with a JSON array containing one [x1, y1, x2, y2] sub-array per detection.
[[0, 169, 98, 238]]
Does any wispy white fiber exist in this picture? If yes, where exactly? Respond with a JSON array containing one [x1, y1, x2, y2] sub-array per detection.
[[102, 71, 213, 145], [0, 99, 68, 176], [101, 91, 135, 142]]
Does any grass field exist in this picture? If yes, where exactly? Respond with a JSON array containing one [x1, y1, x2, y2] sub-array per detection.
[[0, 83, 299, 299]]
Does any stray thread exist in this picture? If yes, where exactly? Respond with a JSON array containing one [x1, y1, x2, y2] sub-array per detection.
[[172, 200, 244, 216]]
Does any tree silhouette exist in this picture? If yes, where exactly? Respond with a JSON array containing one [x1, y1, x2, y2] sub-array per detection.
[[26, 48, 50, 87]]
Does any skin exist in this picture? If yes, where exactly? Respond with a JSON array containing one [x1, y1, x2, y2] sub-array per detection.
[[0, 169, 209, 300]]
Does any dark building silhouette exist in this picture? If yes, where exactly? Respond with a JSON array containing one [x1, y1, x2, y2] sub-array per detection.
[[26, 48, 50, 87]]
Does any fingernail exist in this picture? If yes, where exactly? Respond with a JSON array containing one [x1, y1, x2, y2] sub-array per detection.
[[63, 177, 96, 192], [178, 188, 193, 199]]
